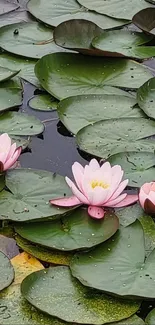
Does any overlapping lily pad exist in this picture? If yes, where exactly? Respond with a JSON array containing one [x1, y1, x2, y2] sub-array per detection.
[[0, 22, 69, 59], [0, 251, 14, 291], [16, 235, 72, 265], [109, 152, 155, 187], [0, 53, 39, 87], [54, 19, 103, 55], [15, 208, 119, 251], [27, 0, 127, 29], [115, 204, 144, 227], [0, 111, 44, 136], [21, 266, 140, 324], [29, 94, 58, 111], [0, 66, 19, 83], [92, 30, 155, 59], [139, 215, 155, 256], [0, 169, 73, 222], [0, 79, 23, 112], [0, 9, 34, 28], [70, 220, 155, 299], [0, 0, 18, 15], [76, 118, 155, 159], [57, 94, 142, 135], [146, 309, 155, 324], [77, 0, 153, 20], [132, 8, 155, 35], [137, 77, 155, 119], [35, 53, 153, 99]]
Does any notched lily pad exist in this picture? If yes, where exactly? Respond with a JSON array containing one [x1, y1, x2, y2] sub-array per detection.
[[15, 208, 119, 251], [29, 94, 58, 111], [137, 77, 155, 119], [21, 266, 140, 324], [35, 53, 153, 100], [109, 152, 155, 187], [70, 220, 155, 299], [0, 169, 73, 222]]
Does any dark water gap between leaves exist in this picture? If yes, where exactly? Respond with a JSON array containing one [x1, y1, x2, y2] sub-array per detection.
[[19, 82, 88, 178]]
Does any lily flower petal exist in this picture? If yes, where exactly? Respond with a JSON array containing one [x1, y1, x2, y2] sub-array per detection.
[[113, 194, 138, 208], [88, 206, 105, 219], [50, 196, 81, 207]]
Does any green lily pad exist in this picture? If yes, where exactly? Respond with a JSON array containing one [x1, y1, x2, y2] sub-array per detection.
[[76, 118, 155, 159], [70, 220, 155, 299], [109, 152, 155, 187], [92, 30, 155, 59], [115, 204, 144, 227], [15, 208, 119, 251], [0, 53, 39, 87], [0, 111, 44, 136], [0, 174, 5, 192], [146, 308, 155, 324], [137, 77, 155, 119], [111, 315, 145, 325], [0, 251, 14, 291], [11, 136, 30, 150], [0, 80, 22, 112], [27, 0, 127, 29], [29, 94, 58, 111], [54, 19, 103, 55], [132, 8, 155, 35], [21, 266, 140, 324], [0, 0, 18, 15], [0, 9, 34, 28], [0, 22, 70, 59], [16, 235, 72, 265], [0, 66, 19, 83], [35, 53, 153, 100], [57, 94, 142, 135], [77, 0, 153, 20], [0, 169, 72, 222], [139, 215, 155, 256]]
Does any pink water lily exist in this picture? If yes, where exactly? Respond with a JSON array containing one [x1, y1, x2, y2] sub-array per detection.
[[0, 133, 22, 172], [50, 159, 138, 219], [139, 182, 155, 214]]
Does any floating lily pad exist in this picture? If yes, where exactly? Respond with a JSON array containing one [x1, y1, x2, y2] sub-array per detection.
[[0, 22, 69, 59], [54, 19, 103, 55], [57, 94, 142, 135], [0, 251, 14, 291], [92, 30, 155, 59], [27, 0, 127, 29], [15, 208, 119, 251], [0, 111, 44, 136], [146, 308, 155, 324], [132, 8, 155, 35], [0, 0, 18, 15], [77, 118, 155, 159], [111, 315, 145, 325], [0, 252, 62, 325], [29, 94, 58, 111], [0, 169, 72, 222], [0, 9, 34, 28], [16, 235, 72, 265], [0, 235, 19, 259], [35, 53, 153, 100], [21, 266, 140, 324], [115, 203, 144, 227], [70, 220, 155, 299], [11, 136, 30, 150], [109, 152, 155, 187], [77, 0, 153, 20], [0, 53, 39, 87], [0, 80, 22, 112], [0, 66, 19, 83], [137, 77, 155, 119], [0, 174, 5, 192]]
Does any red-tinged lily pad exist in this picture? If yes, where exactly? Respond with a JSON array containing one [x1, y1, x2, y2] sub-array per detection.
[[132, 8, 155, 35]]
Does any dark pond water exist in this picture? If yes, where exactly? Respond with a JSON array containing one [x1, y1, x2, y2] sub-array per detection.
[[19, 82, 88, 178]]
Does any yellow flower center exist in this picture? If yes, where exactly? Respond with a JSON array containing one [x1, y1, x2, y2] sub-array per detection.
[[91, 180, 109, 189]]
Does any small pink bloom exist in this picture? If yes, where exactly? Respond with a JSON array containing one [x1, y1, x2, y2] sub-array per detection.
[[139, 182, 155, 214], [50, 159, 138, 219], [0, 133, 22, 172]]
